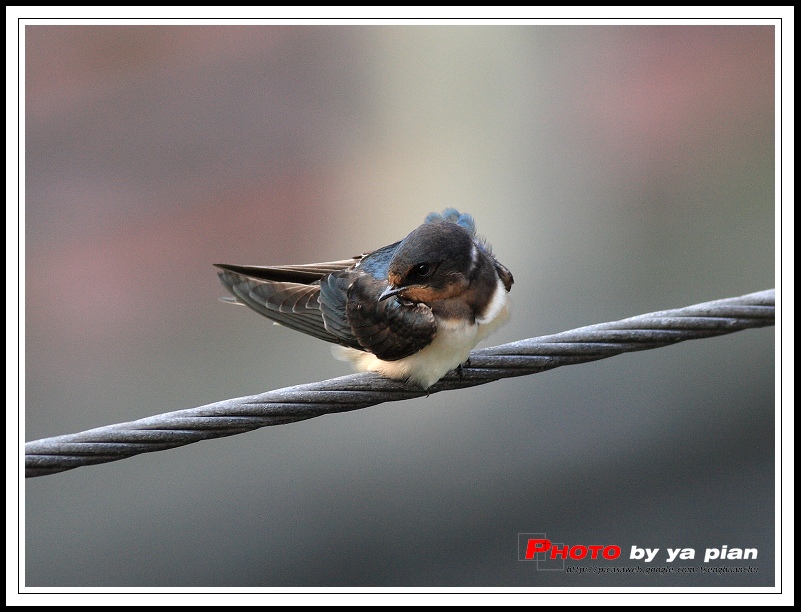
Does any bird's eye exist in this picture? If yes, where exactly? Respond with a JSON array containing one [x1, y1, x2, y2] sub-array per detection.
[[414, 263, 433, 278]]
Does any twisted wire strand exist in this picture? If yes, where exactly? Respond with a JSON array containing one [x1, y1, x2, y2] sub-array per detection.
[[25, 289, 775, 478]]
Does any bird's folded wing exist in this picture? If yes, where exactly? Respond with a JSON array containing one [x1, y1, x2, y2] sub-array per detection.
[[216, 269, 355, 347], [214, 258, 361, 284], [345, 274, 437, 361]]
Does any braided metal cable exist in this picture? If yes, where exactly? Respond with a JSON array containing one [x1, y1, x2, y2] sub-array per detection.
[[25, 289, 775, 478]]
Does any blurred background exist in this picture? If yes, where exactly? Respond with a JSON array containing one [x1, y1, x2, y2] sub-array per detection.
[[25, 25, 775, 587]]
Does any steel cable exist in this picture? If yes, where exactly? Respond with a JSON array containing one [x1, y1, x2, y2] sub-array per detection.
[[25, 289, 775, 478]]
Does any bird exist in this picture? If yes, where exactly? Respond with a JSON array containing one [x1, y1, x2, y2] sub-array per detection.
[[215, 209, 514, 389]]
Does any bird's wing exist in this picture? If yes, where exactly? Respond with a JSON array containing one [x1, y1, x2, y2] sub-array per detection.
[[214, 258, 362, 284], [345, 273, 436, 361], [215, 242, 416, 354], [215, 258, 364, 348]]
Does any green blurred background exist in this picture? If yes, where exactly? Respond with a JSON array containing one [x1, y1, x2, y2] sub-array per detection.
[[25, 25, 775, 587]]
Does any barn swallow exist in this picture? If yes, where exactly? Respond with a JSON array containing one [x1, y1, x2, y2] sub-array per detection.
[[215, 209, 513, 389]]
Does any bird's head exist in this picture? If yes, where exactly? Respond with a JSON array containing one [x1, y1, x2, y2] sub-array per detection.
[[379, 221, 477, 304]]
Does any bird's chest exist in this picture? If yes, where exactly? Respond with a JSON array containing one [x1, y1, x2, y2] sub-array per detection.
[[430, 316, 482, 360], [384, 317, 476, 388]]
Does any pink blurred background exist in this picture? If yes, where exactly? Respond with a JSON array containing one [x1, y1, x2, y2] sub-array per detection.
[[25, 25, 775, 587]]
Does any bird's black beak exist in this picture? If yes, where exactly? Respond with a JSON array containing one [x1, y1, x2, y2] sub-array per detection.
[[378, 285, 405, 301]]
